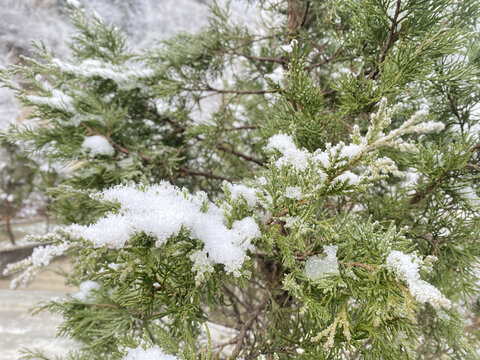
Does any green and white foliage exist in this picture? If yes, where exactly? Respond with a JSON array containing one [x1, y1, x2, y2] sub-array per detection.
[[3, 0, 480, 359]]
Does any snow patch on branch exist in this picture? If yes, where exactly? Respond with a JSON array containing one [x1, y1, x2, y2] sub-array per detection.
[[74, 281, 100, 301], [68, 182, 260, 278], [386, 251, 451, 309], [123, 345, 179, 360], [82, 135, 115, 157], [3, 242, 72, 288], [305, 245, 339, 280], [225, 182, 258, 209], [52, 58, 155, 90], [26, 89, 75, 113]]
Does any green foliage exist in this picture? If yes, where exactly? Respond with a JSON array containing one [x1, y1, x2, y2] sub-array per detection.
[[2, 0, 480, 359]]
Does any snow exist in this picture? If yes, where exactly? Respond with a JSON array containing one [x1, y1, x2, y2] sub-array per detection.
[[52, 59, 155, 90], [73, 281, 99, 301], [386, 251, 451, 309], [25, 90, 75, 114], [265, 66, 285, 85], [81, 135, 115, 157], [66, 0, 81, 8], [4, 242, 72, 289], [285, 186, 302, 200], [266, 133, 310, 171], [305, 245, 339, 280], [459, 186, 480, 208], [68, 182, 260, 277], [123, 345, 179, 360], [225, 182, 258, 209], [407, 120, 445, 134], [335, 171, 361, 186]]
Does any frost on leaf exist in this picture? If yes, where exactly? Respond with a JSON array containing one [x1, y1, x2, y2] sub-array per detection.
[[305, 245, 339, 280]]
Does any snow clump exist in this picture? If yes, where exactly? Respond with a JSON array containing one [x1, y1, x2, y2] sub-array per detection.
[[68, 182, 260, 278], [305, 245, 340, 280], [82, 135, 115, 157], [74, 281, 100, 301], [386, 250, 451, 309], [123, 345, 179, 360]]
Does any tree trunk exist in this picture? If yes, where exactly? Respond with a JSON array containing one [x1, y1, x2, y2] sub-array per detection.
[[4, 201, 15, 245]]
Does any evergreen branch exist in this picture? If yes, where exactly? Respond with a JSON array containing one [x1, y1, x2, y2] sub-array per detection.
[[304, 46, 343, 70], [81, 122, 152, 162], [222, 125, 259, 131], [410, 139, 480, 204], [226, 33, 283, 52]]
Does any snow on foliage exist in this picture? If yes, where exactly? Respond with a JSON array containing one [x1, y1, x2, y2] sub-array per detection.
[[265, 98, 446, 194], [68, 182, 260, 277], [285, 186, 302, 200], [386, 251, 451, 309], [224, 182, 258, 209], [305, 245, 340, 280], [3, 242, 72, 288], [74, 280, 100, 301], [51, 58, 155, 90], [82, 135, 115, 157], [25, 90, 75, 114], [122, 345, 179, 360]]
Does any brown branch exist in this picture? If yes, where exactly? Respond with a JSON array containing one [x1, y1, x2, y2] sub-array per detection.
[[446, 92, 462, 123], [286, 1, 299, 34], [237, 52, 286, 64], [81, 122, 152, 162], [340, 261, 376, 272], [185, 85, 280, 95], [216, 143, 265, 167], [176, 166, 233, 182], [229, 295, 269, 358], [304, 46, 344, 70], [227, 33, 283, 52], [370, 0, 402, 80], [223, 125, 259, 131], [300, 1, 311, 28]]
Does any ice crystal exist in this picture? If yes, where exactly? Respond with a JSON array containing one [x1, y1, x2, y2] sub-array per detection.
[[285, 186, 302, 200]]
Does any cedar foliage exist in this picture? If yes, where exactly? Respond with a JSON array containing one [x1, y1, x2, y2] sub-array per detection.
[[2, 0, 480, 359]]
